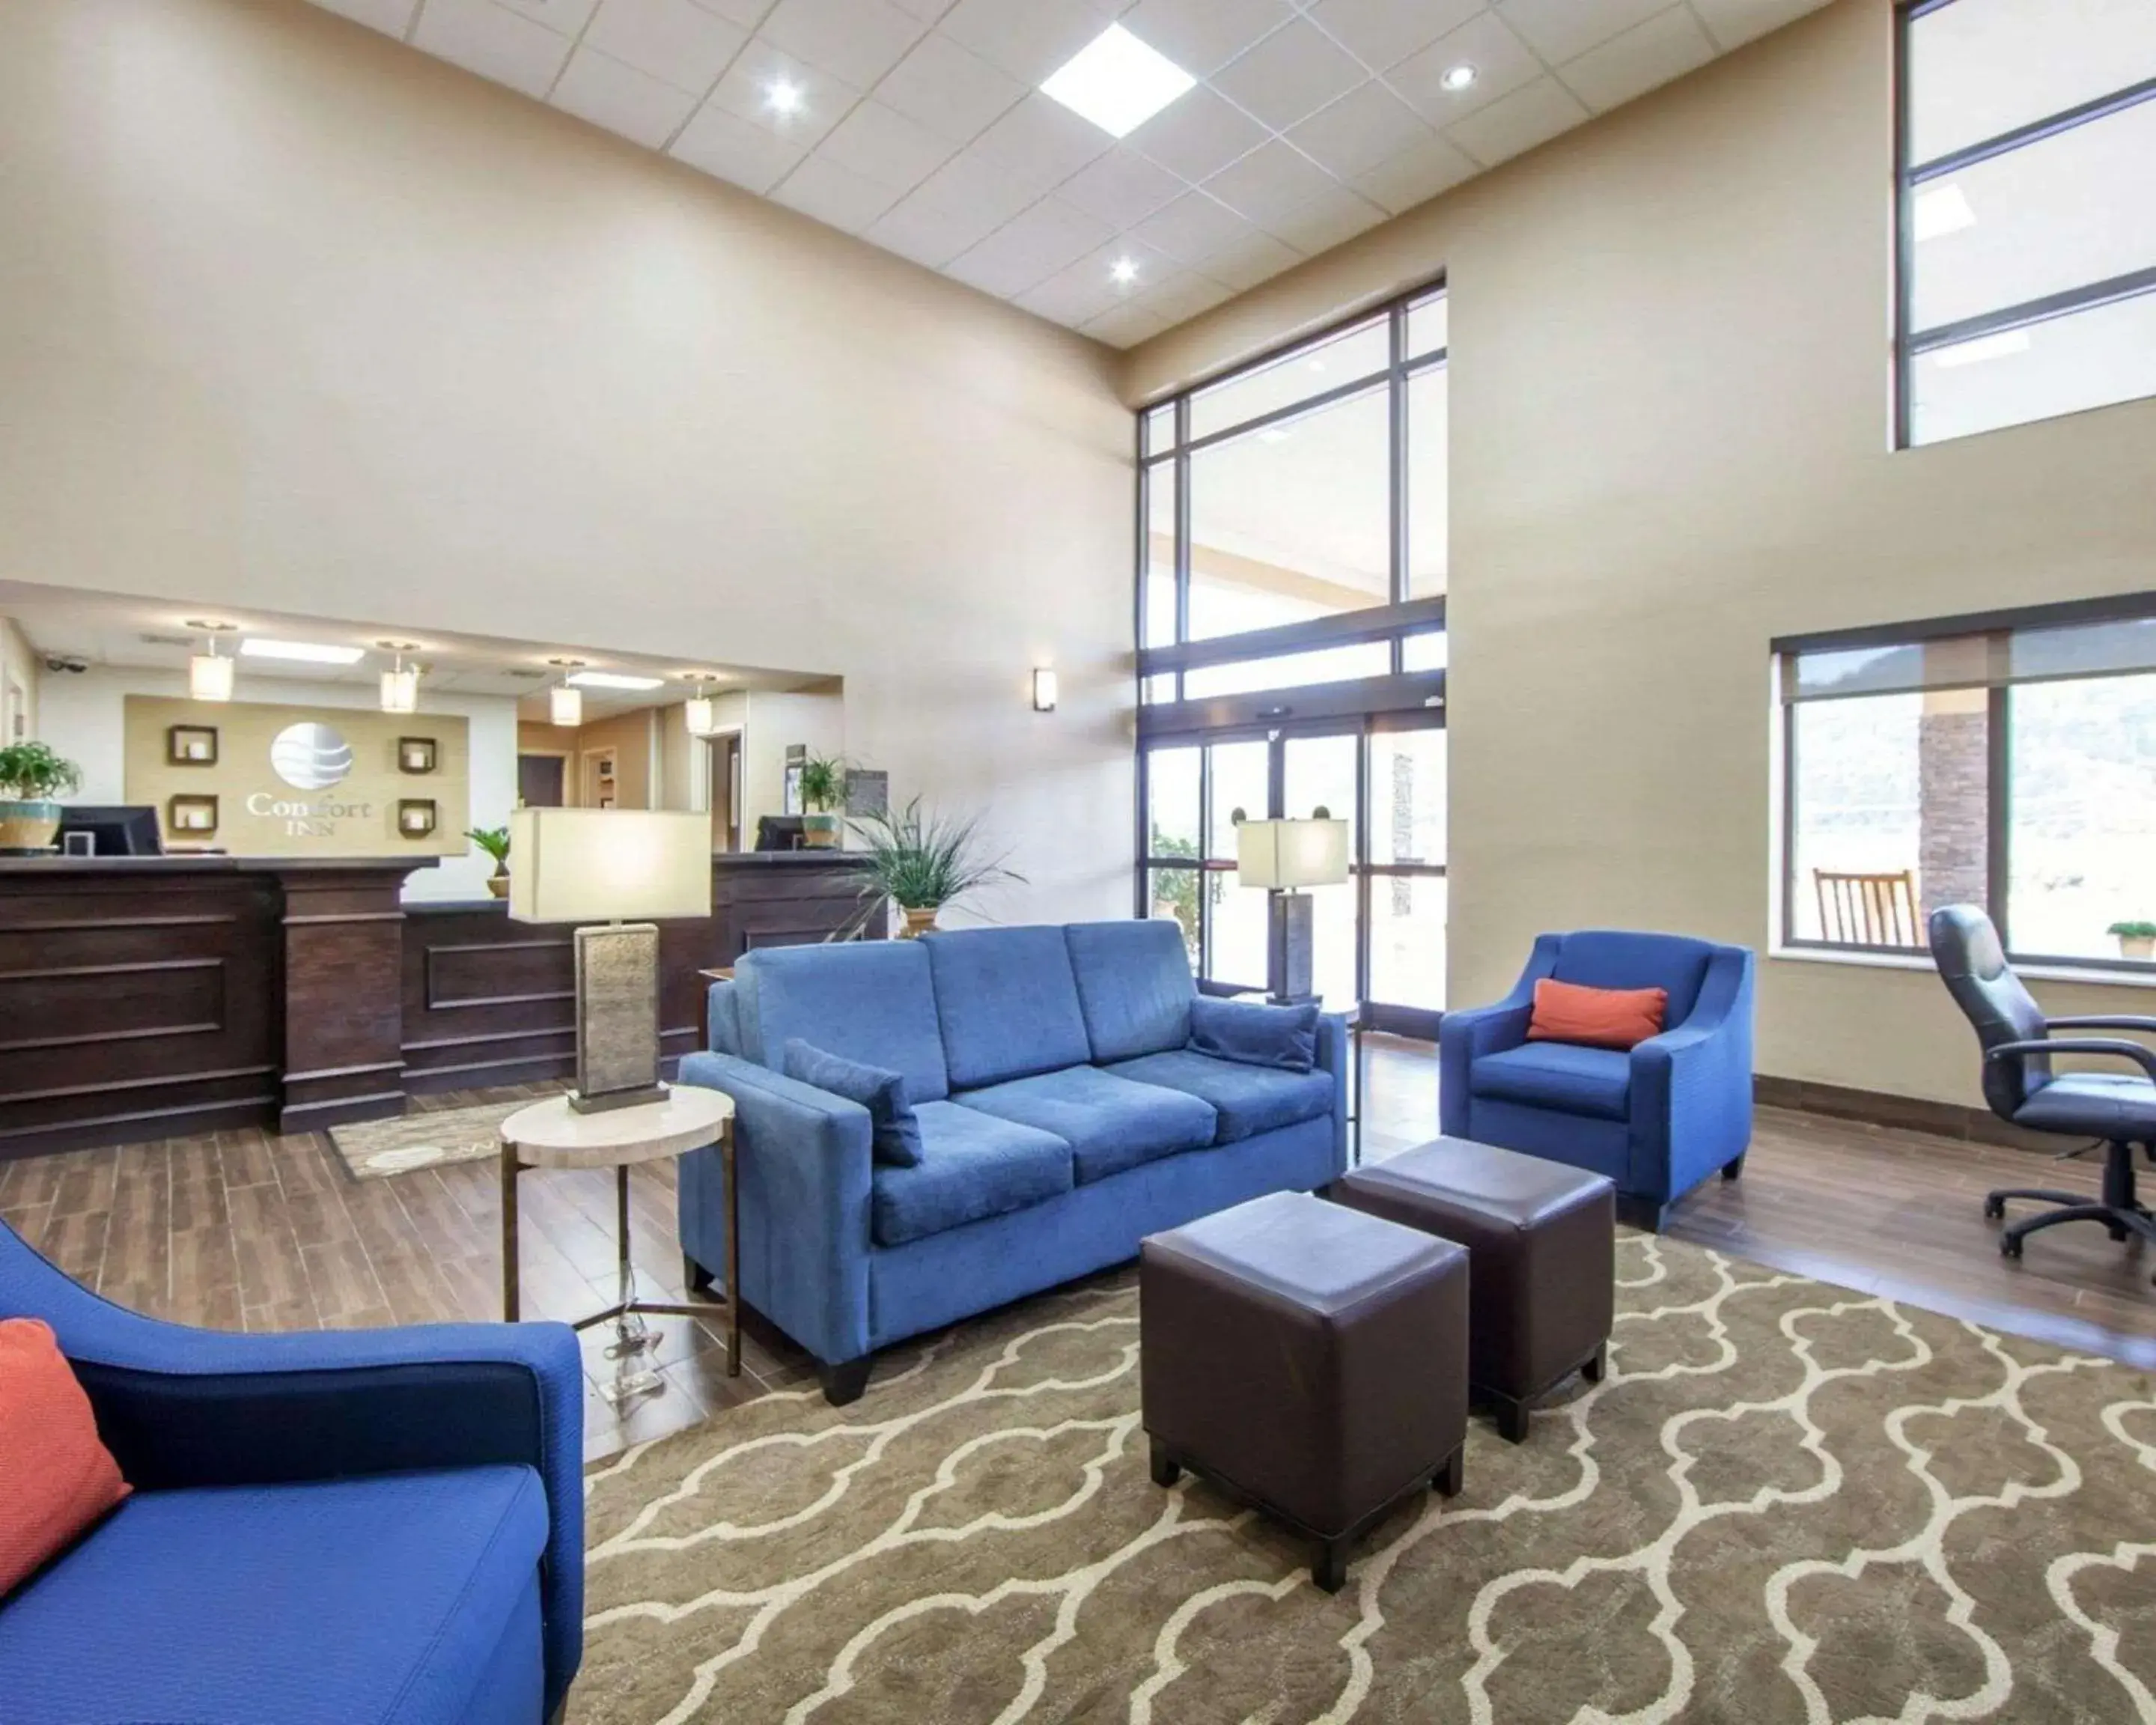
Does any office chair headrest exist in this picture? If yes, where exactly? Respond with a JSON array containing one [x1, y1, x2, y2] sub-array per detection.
[[1928, 903, 2006, 982]]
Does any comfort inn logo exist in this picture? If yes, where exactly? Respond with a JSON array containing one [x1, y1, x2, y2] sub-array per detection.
[[249, 722, 374, 836]]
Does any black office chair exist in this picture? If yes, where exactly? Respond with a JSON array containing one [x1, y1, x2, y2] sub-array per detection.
[[1929, 904, 2156, 1277]]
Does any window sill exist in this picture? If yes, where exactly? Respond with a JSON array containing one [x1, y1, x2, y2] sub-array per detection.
[[1770, 944, 2156, 991]]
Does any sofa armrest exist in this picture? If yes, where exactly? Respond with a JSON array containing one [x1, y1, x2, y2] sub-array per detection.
[[1627, 947, 1755, 1199], [0, 1223, 585, 1719], [1437, 1003, 1530, 1137], [676, 1050, 876, 1368], [1313, 1010, 1350, 1174]]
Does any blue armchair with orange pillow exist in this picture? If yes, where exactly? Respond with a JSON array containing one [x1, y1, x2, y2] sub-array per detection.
[[1439, 930, 1755, 1230], [0, 1217, 583, 1725]]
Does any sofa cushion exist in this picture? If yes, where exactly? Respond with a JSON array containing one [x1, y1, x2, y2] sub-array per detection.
[[783, 1039, 923, 1166], [1103, 1049, 1334, 1144], [954, 1065, 1216, 1184], [0, 1318, 130, 1600], [1471, 1041, 1633, 1122], [1526, 978, 1666, 1051], [1188, 996, 1319, 1072], [1065, 919, 1196, 1062], [871, 1101, 1076, 1247], [1550, 931, 1713, 1029], [0, 1464, 548, 1725], [736, 940, 949, 1103], [923, 926, 1092, 1090]]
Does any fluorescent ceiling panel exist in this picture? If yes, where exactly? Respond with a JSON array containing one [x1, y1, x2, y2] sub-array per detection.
[[1040, 26, 1196, 140]]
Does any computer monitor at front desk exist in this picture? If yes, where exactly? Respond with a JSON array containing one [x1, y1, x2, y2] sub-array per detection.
[[754, 815, 806, 851], [55, 806, 165, 857]]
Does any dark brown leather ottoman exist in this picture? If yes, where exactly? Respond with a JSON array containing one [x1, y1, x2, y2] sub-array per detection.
[[1332, 1137, 1613, 1444], [1139, 1189, 1468, 1593]]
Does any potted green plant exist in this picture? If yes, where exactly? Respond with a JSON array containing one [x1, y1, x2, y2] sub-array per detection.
[[2108, 919, 2156, 961], [850, 797, 1022, 937], [797, 754, 847, 850], [466, 825, 511, 898], [0, 741, 83, 854]]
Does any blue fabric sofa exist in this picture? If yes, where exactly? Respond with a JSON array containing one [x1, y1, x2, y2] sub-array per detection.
[[677, 919, 1349, 1401], [0, 1219, 583, 1725], [1439, 930, 1755, 1231]]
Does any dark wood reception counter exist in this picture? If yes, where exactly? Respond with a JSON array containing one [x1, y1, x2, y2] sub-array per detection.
[[0, 852, 879, 1160]]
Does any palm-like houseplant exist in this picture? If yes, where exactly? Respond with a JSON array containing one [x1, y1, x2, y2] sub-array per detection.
[[797, 754, 847, 849], [0, 741, 84, 853], [466, 825, 511, 897], [850, 797, 1022, 937]]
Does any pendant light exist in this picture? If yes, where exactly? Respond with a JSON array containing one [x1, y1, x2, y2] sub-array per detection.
[[378, 642, 420, 714], [683, 673, 720, 737], [187, 621, 237, 702], [547, 659, 585, 727]]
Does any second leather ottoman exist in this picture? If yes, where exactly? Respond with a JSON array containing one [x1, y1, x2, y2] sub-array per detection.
[[1333, 1137, 1614, 1443], [1140, 1190, 1468, 1593]]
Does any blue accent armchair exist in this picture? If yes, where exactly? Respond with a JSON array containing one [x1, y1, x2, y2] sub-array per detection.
[[0, 1219, 584, 1725], [1440, 930, 1755, 1230]]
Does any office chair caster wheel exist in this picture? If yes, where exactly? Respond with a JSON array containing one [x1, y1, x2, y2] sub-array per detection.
[[1982, 1196, 2005, 1220], [2000, 1235, 2023, 1260]]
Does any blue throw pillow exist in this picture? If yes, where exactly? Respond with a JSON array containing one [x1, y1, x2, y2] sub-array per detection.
[[782, 1038, 924, 1167], [1187, 997, 1320, 1073]]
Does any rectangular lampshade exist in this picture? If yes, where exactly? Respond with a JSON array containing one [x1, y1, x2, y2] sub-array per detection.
[[1237, 817, 1350, 889], [508, 808, 712, 924]]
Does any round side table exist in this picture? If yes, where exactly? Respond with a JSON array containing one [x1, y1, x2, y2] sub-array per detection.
[[499, 1086, 738, 1390]]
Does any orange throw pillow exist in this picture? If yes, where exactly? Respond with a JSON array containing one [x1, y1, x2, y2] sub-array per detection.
[[1526, 978, 1668, 1051], [0, 1318, 130, 1598]]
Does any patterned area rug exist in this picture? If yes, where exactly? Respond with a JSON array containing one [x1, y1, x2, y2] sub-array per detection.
[[326, 1101, 517, 1180], [577, 1235, 2156, 1724]]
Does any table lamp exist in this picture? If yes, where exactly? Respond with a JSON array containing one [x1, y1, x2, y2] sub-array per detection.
[[509, 808, 712, 1112], [1237, 814, 1350, 1004]]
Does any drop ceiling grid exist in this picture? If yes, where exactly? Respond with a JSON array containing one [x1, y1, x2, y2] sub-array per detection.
[[314, 0, 1831, 346]]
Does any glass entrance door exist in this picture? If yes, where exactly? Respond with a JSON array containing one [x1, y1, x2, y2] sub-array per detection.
[[1141, 715, 1446, 1030]]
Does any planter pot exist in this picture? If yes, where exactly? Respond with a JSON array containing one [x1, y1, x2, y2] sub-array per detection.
[[0, 800, 63, 853], [898, 906, 939, 940], [487, 871, 510, 899], [801, 812, 842, 850], [2119, 934, 2154, 961]]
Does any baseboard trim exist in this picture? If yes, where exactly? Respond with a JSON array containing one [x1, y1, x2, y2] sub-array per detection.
[[1755, 1075, 2059, 1154]]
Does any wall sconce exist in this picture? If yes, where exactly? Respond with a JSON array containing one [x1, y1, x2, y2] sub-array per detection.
[[1032, 667, 1058, 713], [548, 658, 585, 727], [187, 622, 237, 703]]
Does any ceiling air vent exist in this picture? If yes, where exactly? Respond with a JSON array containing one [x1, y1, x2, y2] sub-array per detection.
[[140, 632, 194, 648]]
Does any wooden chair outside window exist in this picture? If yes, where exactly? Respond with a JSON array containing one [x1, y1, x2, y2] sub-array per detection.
[[1813, 868, 1922, 949]]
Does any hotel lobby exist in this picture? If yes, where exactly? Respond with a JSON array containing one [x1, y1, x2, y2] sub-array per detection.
[[1, 0, 2154, 1721]]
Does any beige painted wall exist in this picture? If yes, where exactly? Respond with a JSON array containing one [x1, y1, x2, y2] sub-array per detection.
[[1126, 0, 2156, 1110], [0, 0, 1133, 928], [0, 618, 38, 745]]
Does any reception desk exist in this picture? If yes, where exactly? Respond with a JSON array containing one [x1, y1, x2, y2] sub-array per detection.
[[0, 852, 880, 1160]]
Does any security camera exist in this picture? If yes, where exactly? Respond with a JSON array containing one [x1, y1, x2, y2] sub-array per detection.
[[40, 654, 89, 675]]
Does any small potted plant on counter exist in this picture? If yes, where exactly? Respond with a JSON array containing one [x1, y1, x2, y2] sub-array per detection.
[[2108, 919, 2156, 961], [0, 741, 83, 854], [851, 797, 1021, 938], [797, 754, 847, 849], [466, 825, 511, 898]]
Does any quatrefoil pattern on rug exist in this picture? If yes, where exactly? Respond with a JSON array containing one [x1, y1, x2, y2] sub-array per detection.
[[579, 1235, 2156, 1724]]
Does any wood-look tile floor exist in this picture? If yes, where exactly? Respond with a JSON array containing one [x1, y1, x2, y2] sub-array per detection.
[[3, 1044, 2150, 1462]]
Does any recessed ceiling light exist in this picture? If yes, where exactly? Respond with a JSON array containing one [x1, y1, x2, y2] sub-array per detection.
[[566, 670, 667, 691], [1041, 25, 1196, 139], [1912, 182, 1976, 242], [766, 78, 803, 116], [239, 637, 367, 665], [1109, 255, 1141, 287], [1439, 63, 1479, 93], [1931, 329, 2032, 368]]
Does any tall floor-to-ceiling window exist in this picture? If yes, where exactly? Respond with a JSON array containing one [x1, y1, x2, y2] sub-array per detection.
[[1137, 282, 1448, 1035]]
